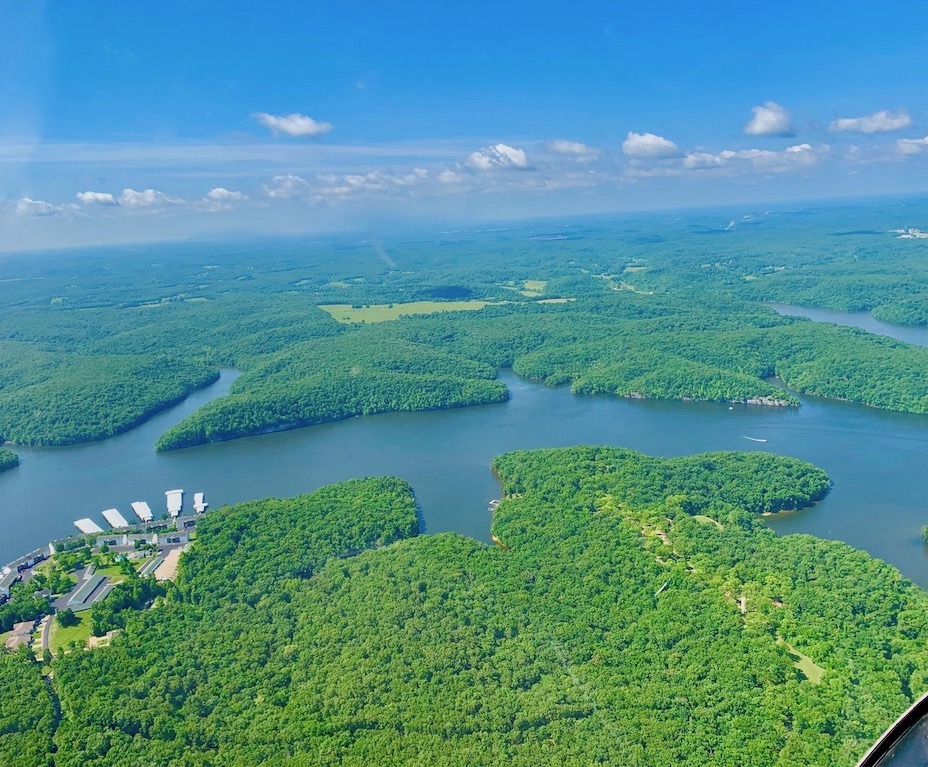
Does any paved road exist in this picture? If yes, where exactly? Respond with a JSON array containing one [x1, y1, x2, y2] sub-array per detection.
[[39, 615, 51, 653]]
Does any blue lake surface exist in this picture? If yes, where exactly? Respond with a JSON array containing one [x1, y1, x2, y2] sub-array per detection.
[[1, 304, 927, 587]]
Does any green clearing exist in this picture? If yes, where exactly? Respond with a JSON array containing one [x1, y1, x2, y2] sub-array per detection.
[[777, 636, 826, 684], [49, 612, 93, 654], [521, 279, 548, 296], [692, 514, 724, 530], [319, 300, 498, 323]]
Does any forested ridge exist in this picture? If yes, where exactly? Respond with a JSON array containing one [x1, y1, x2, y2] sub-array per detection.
[[1, 210, 928, 448], [4, 449, 928, 766], [158, 296, 928, 449]]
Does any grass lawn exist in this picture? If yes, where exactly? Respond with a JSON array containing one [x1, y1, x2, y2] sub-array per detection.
[[319, 301, 498, 324], [93, 564, 127, 579], [49, 613, 93, 654]]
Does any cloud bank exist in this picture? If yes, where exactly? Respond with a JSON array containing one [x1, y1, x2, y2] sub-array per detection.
[[897, 135, 928, 155], [548, 139, 601, 162], [830, 110, 912, 134]]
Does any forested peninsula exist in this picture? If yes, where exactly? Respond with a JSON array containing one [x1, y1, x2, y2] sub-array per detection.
[[5, 448, 928, 766], [156, 297, 928, 449], [0, 447, 18, 473], [0, 222, 927, 450]]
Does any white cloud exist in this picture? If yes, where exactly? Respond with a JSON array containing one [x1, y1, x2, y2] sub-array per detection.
[[197, 187, 250, 212], [206, 187, 248, 202], [253, 112, 333, 138], [76, 191, 117, 205], [622, 132, 681, 158], [896, 135, 928, 155], [466, 143, 531, 170], [15, 197, 58, 217], [261, 174, 311, 199], [744, 101, 794, 136], [438, 169, 462, 184], [312, 168, 431, 200], [548, 139, 601, 162], [682, 142, 826, 172], [830, 110, 912, 134], [119, 188, 182, 208]]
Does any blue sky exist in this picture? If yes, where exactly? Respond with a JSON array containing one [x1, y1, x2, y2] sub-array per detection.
[[3, 1, 928, 250]]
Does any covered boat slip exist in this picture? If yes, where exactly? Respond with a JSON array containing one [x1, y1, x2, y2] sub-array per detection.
[[166, 489, 183, 518], [101, 508, 130, 529], [73, 518, 103, 535], [131, 501, 154, 522]]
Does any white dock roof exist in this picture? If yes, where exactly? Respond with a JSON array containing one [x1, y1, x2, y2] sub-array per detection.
[[193, 492, 207, 513], [74, 518, 104, 535], [166, 489, 184, 517], [101, 508, 130, 529], [131, 501, 154, 522]]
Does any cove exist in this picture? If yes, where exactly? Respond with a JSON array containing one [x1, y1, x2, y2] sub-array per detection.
[[1, 307, 927, 588]]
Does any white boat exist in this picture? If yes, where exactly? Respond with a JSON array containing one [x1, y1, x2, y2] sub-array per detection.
[[742, 436, 768, 443]]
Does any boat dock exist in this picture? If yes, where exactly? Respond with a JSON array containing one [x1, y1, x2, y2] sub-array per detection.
[[193, 492, 208, 514], [101, 508, 130, 529], [166, 489, 184, 518], [74, 518, 104, 535], [131, 501, 154, 522]]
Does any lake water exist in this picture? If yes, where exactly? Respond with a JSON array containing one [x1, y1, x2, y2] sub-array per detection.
[[2, 305, 928, 587]]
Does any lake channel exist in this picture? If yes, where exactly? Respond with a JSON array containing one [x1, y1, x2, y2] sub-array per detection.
[[1, 304, 927, 586]]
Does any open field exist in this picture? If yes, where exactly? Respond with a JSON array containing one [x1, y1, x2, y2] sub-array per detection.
[[319, 300, 498, 324], [521, 279, 548, 296], [49, 613, 93, 654]]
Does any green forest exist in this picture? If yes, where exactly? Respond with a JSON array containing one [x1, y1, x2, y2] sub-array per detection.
[[157, 297, 928, 449], [4, 449, 927, 766], [0, 208, 927, 449], [0, 447, 18, 473]]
